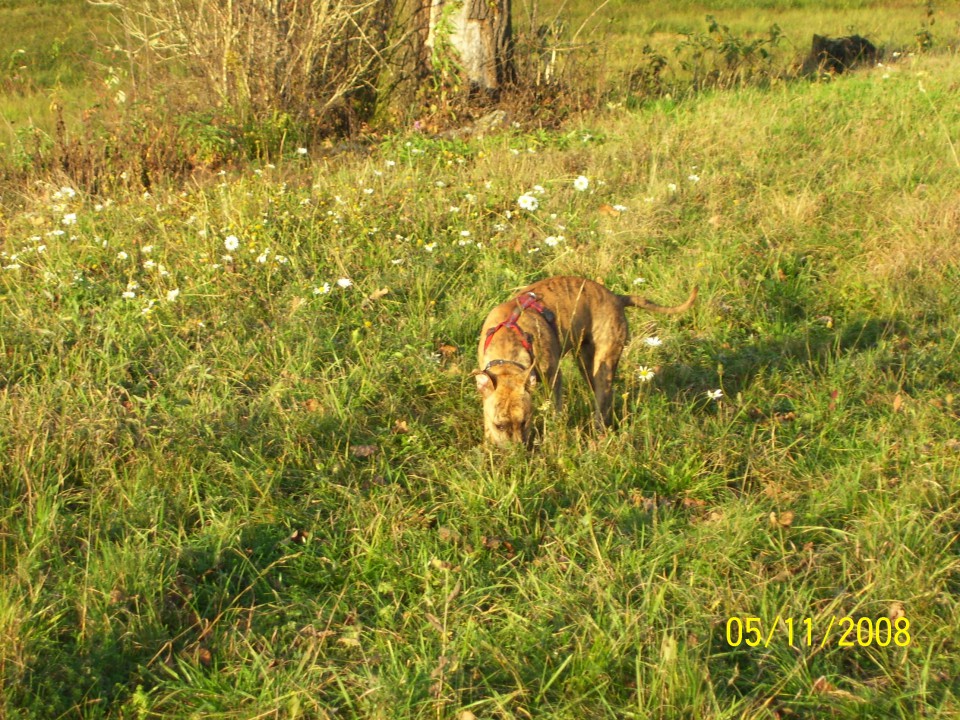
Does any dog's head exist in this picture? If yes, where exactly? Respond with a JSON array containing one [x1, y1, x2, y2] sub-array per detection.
[[473, 364, 537, 446]]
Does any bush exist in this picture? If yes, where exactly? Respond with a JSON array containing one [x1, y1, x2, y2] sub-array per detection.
[[96, 0, 408, 130]]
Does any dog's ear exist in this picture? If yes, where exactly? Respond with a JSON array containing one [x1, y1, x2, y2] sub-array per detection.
[[473, 369, 496, 396]]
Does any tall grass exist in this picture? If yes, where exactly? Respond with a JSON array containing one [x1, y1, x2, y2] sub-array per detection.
[[2, 1, 959, 718]]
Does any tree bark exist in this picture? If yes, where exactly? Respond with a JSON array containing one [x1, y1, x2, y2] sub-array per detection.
[[420, 0, 515, 95]]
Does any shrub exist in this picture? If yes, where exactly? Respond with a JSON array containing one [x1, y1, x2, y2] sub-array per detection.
[[95, 0, 408, 130]]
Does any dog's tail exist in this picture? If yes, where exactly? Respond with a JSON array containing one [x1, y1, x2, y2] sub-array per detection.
[[620, 286, 698, 315]]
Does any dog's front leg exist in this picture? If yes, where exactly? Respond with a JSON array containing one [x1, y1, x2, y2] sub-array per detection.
[[548, 367, 563, 412]]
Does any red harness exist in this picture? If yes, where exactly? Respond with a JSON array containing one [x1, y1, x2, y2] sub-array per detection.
[[483, 292, 556, 357]]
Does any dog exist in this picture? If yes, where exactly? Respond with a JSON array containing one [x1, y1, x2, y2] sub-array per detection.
[[474, 276, 697, 445], [801, 34, 878, 75]]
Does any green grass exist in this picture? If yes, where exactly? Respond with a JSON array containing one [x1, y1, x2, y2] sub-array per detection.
[[2, 1, 960, 719]]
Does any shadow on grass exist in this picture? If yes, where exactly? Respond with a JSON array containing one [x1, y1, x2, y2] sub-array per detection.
[[13, 521, 336, 718], [650, 315, 909, 407]]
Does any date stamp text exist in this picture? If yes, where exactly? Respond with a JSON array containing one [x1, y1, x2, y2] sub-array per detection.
[[725, 616, 911, 648]]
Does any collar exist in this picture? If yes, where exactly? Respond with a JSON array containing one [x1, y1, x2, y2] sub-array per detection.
[[483, 358, 529, 373]]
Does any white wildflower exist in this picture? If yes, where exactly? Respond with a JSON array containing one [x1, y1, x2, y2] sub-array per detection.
[[517, 193, 539, 211]]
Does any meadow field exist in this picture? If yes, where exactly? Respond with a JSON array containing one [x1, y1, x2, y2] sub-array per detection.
[[1, 1, 959, 718]]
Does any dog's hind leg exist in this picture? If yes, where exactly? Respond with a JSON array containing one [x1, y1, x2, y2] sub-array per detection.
[[588, 318, 629, 429], [590, 356, 620, 429]]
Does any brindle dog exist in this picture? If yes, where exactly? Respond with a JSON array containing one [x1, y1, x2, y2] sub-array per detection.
[[474, 276, 697, 445]]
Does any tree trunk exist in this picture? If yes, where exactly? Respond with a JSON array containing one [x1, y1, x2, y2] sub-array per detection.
[[420, 0, 515, 96]]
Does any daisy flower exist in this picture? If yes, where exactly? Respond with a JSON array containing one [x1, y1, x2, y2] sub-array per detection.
[[517, 193, 539, 211], [314, 283, 331, 295], [166, 288, 180, 302], [573, 175, 590, 192], [637, 366, 656, 382], [644, 336, 663, 347], [707, 389, 723, 401], [336, 277, 353, 289], [224, 235, 240, 251]]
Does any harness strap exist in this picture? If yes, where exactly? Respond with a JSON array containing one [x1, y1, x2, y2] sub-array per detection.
[[483, 292, 556, 355]]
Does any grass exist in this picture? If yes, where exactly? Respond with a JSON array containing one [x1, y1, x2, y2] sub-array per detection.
[[2, 1, 960, 718]]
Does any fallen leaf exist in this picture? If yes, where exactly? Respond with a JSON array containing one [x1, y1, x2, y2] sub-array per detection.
[[437, 526, 460, 543], [363, 287, 390, 307], [812, 675, 860, 701], [772, 567, 795, 581], [892, 393, 903, 413], [598, 203, 621, 217], [392, 419, 409, 434], [812, 676, 834, 694], [287, 529, 309, 545], [350, 444, 378, 459], [481, 535, 515, 557], [888, 601, 905, 621], [303, 398, 322, 412], [481, 535, 501, 550], [769, 510, 795, 528]]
